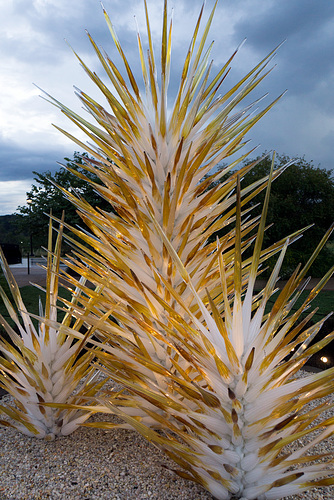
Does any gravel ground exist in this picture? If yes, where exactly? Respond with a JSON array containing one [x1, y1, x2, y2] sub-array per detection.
[[0, 404, 212, 500], [1, 372, 334, 500]]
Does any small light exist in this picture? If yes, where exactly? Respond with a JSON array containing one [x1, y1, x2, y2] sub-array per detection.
[[320, 356, 329, 363]]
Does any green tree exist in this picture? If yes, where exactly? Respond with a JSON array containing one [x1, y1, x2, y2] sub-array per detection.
[[15, 152, 111, 254], [221, 154, 334, 277], [0, 215, 26, 246]]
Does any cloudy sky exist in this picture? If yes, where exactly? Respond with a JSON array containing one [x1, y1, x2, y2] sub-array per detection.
[[0, 0, 333, 215]]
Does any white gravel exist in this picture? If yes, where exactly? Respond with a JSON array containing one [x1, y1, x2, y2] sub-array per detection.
[[1, 371, 334, 500]]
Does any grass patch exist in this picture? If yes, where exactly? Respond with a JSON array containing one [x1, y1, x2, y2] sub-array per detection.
[[0, 274, 72, 330], [2, 274, 332, 331], [262, 288, 334, 370], [0, 275, 333, 373], [265, 290, 333, 321]]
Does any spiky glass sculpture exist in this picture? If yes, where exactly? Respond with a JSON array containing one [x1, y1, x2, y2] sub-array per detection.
[[42, 0, 290, 393], [56, 173, 334, 499], [87, 179, 334, 500], [0, 221, 106, 439], [21, 0, 334, 498]]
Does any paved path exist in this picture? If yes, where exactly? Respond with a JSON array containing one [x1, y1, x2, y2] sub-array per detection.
[[255, 278, 334, 291], [9, 265, 48, 288], [8, 265, 334, 290]]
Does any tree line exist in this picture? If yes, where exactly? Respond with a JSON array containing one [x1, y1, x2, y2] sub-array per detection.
[[1, 151, 333, 277], [209, 153, 334, 277]]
